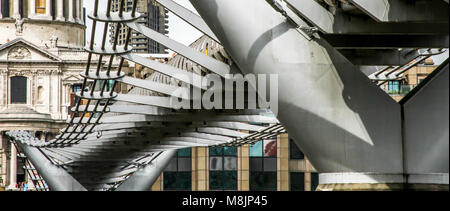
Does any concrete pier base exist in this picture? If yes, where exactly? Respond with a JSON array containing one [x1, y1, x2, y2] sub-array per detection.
[[317, 183, 449, 191], [316, 173, 449, 191]]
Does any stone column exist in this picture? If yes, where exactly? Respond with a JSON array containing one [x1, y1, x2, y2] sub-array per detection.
[[45, 0, 50, 17], [7, 142, 17, 189], [0, 133, 4, 186], [56, 0, 64, 21], [68, 0, 74, 22], [75, 0, 81, 23], [13, 0, 20, 18], [29, 0, 36, 18], [0, 0, 3, 19]]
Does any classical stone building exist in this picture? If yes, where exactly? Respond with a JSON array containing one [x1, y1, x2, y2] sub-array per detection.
[[0, 0, 100, 190], [0, 0, 85, 47]]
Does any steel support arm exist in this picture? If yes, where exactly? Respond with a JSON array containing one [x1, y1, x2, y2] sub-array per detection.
[[117, 76, 189, 99], [15, 142, 87, 191], [125, 22, 230, 77], [115, 150, 177, 191], [339, 49, 419, 66], [121, 53, 204, 90], [349, 0, 449, 23], [155, 0, 220, 43], [286, 0, 448, 35], [323, 34, 449, 49], [285, 0, 334, 33]]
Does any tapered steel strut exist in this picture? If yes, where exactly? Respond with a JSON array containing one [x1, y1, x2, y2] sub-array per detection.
[[115, 150, 177, 191], [7, 131, 87, 191]]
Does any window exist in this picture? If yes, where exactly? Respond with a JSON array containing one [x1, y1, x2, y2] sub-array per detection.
[[289, 139, 304, 160], [388, 81, 400, 94], [72, 84, 82, 93], [69, 84, 82, 115], [209, 147, 237, 190], [97, 80, 115, 92], [311, 173, 319, 191], [36, 0, 46, 14], [249, 139, 277, 191], [1, 1, 10, 18], [10, 76, 27, 104], [290, 172, 305, 191], [164, 148, 192, 191]]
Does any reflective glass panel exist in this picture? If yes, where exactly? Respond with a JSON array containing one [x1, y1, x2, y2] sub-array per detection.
[[311, 173, 319, 191], [176, 172, 191, 190], [177, 158, 192, 171], [249, 158, 263, 171], [164, 158, 177, 172], [222, 171, 237, 190], [209, 147, 223, 156], [249, 141, 263, 157], [290, 140, 304, 159], [263, 172, 277, 190], [223, 147, 237, 156], [263, 158, 277, 172], [223, 157, 237, 171], [178, 148, 191, 157], [163, 172, 177, 190], [263, 139, 277, 157], [250, 172, 264, 191], [209, 171, 223, 190], [290, 172, 305, 191], [209, 157, 223, 171]]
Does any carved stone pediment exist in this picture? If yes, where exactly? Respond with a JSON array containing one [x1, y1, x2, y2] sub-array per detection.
[[7, 46, 31, 60], [62, 74, 83, 85], [0, 38, 62, 62]]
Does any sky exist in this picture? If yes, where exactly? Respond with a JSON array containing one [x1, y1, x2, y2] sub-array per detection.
[[83, 0, 202, 49]]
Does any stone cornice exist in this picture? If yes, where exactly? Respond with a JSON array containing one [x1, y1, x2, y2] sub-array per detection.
[[0, 69, 63, 76], [0, 18, 86, 29], [0, 60, 62, 64]]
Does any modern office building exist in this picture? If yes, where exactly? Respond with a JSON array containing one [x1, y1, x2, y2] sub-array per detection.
[[148, 134, 320, 191], [110, 0, 169, 53]]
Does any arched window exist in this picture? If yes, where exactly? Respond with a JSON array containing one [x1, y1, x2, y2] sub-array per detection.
[[36, 0, 46, 14], [10, 76, 27, 104]]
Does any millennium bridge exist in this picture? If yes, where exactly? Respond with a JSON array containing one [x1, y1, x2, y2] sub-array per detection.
[[5, 0, 449, 191]]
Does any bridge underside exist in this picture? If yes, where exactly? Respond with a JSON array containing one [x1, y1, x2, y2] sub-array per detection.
[[5, 0, 449, 191]]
